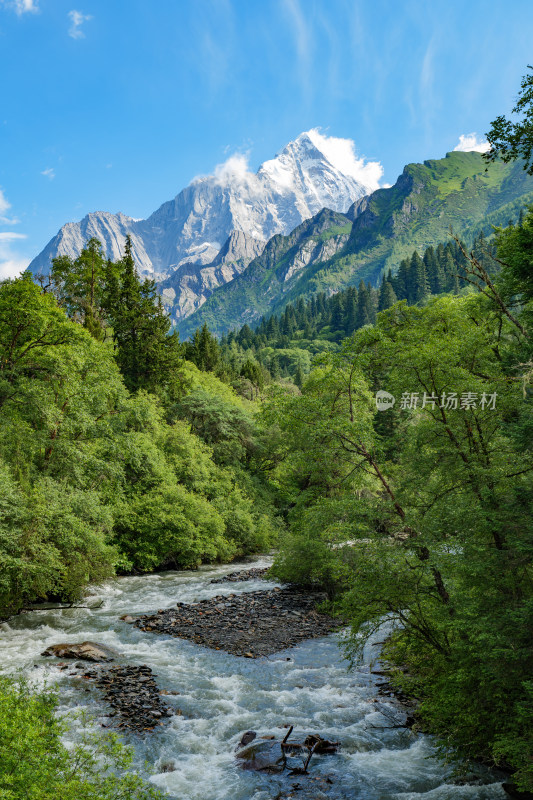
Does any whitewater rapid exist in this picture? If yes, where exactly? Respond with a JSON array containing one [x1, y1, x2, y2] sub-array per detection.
[[0, 558, 507, 800]]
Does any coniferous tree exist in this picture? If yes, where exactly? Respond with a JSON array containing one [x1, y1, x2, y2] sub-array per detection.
[[378, 278, 398, 311], [330, 294, 345, 332], [356, 280, 372, 328], [344, 287, 358, 334], [294, 363, 304, 389], [411, 251, 429, 302], [395, 258, 411, 302], [103, 237, 182, 392]]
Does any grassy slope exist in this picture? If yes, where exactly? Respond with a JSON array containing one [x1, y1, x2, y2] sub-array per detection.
[[178, 152, 533, 337]]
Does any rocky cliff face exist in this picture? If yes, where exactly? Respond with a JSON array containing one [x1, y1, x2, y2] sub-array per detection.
[[29, 131, 378, 317], [178, 208, 352, 338]]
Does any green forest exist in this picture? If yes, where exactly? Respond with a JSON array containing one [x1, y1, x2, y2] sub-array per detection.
[[0, 69, 532, 800]]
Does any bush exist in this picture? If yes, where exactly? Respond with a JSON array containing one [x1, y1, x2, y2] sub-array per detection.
[[0, 676, 164, 800]]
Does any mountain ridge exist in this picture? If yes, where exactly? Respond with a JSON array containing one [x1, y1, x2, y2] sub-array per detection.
[[29, 131, 378, 320], [178, 151, 533, 338]]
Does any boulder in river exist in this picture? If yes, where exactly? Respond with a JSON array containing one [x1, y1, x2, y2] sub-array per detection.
[[41, 641, 117, 662], [236, 739, 286, 773]]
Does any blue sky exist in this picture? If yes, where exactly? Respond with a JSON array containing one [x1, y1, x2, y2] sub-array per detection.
[[1, 0, 532, 277]]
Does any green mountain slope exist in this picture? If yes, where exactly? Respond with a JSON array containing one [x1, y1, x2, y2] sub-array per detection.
[[178, 151, 533, 338]]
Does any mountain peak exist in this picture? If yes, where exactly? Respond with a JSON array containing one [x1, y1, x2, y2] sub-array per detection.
[[29, 131, 379, 321]]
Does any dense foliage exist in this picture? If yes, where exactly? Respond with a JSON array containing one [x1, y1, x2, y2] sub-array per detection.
[[0, 247, 279, 616], [0, 676, 163, 800], [264, 210, 533, 789]]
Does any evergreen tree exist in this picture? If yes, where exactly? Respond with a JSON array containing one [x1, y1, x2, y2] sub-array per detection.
[[330, 294, 345, 332], [344, 287, 358, 334], [411, 251, 429, 302], [187, 323, 220, 373], [356, 280, 371, 328], [378, 279, 398, 311], [104, 236, 182, 392], [294, 364, 304, 389], [395, 258, 411, 302]]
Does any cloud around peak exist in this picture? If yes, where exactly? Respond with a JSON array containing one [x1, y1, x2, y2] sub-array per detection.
[[305, 129, 383, 191], [196, 131, 384, 193], [453, 133, 490, 154]]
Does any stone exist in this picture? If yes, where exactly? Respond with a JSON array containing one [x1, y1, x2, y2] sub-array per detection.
[[236, 740, 286, 773], [238, 731, 257, 748], [41, 641, 117, 662]]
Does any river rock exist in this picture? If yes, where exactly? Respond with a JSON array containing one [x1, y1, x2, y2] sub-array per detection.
[[82, 664, 174, 732], [41, 641, 117, 662], [135, 586, 340, 658], [236, 739, 286, 773], [210, 567, 269, 584], [238, 731, 257, 748]]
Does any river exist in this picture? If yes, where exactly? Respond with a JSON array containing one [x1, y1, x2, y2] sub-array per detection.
[[0, 558, 507, 800]]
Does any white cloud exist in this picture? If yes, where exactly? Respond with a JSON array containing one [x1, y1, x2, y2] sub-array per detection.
[[0, 257, 29, 280], [0, 189, 8, 217], [0, 232, 28, 281], [0, 232, 26, 241], [1, 0, 39, 15], [0, 187, 19, 224], [68, 9, 92, 39], [306, 129, 383, 191], [41, 167, 55, 180], [195, 131, 384, 195], [453, 133, 490, 154], [213, 153, 251, 182]]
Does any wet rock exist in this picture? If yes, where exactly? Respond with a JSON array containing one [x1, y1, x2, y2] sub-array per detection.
[[238, 731, 257, 748], [236, 739, 286, 773], [210, 567, 269, 584], [81, 664, 174, 733], [119, 615, 135, 623], [135, 587, 340, 658], [41, 641, 117, 662]]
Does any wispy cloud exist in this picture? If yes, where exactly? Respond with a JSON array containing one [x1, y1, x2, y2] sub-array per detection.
[[0, 187, 19, 224], [454, 133, 490, 153], [0, 232, 26, 242], [0, 232, 28, 281], [1, 0, 39, 15], [41, 167, 55, 180], [418, 36, 437, 142], [280, 0, 313, 103], [68, 9, 92, 39]]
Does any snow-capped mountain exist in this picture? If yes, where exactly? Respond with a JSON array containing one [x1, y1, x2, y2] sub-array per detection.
[[29, 131, 381, 320]]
